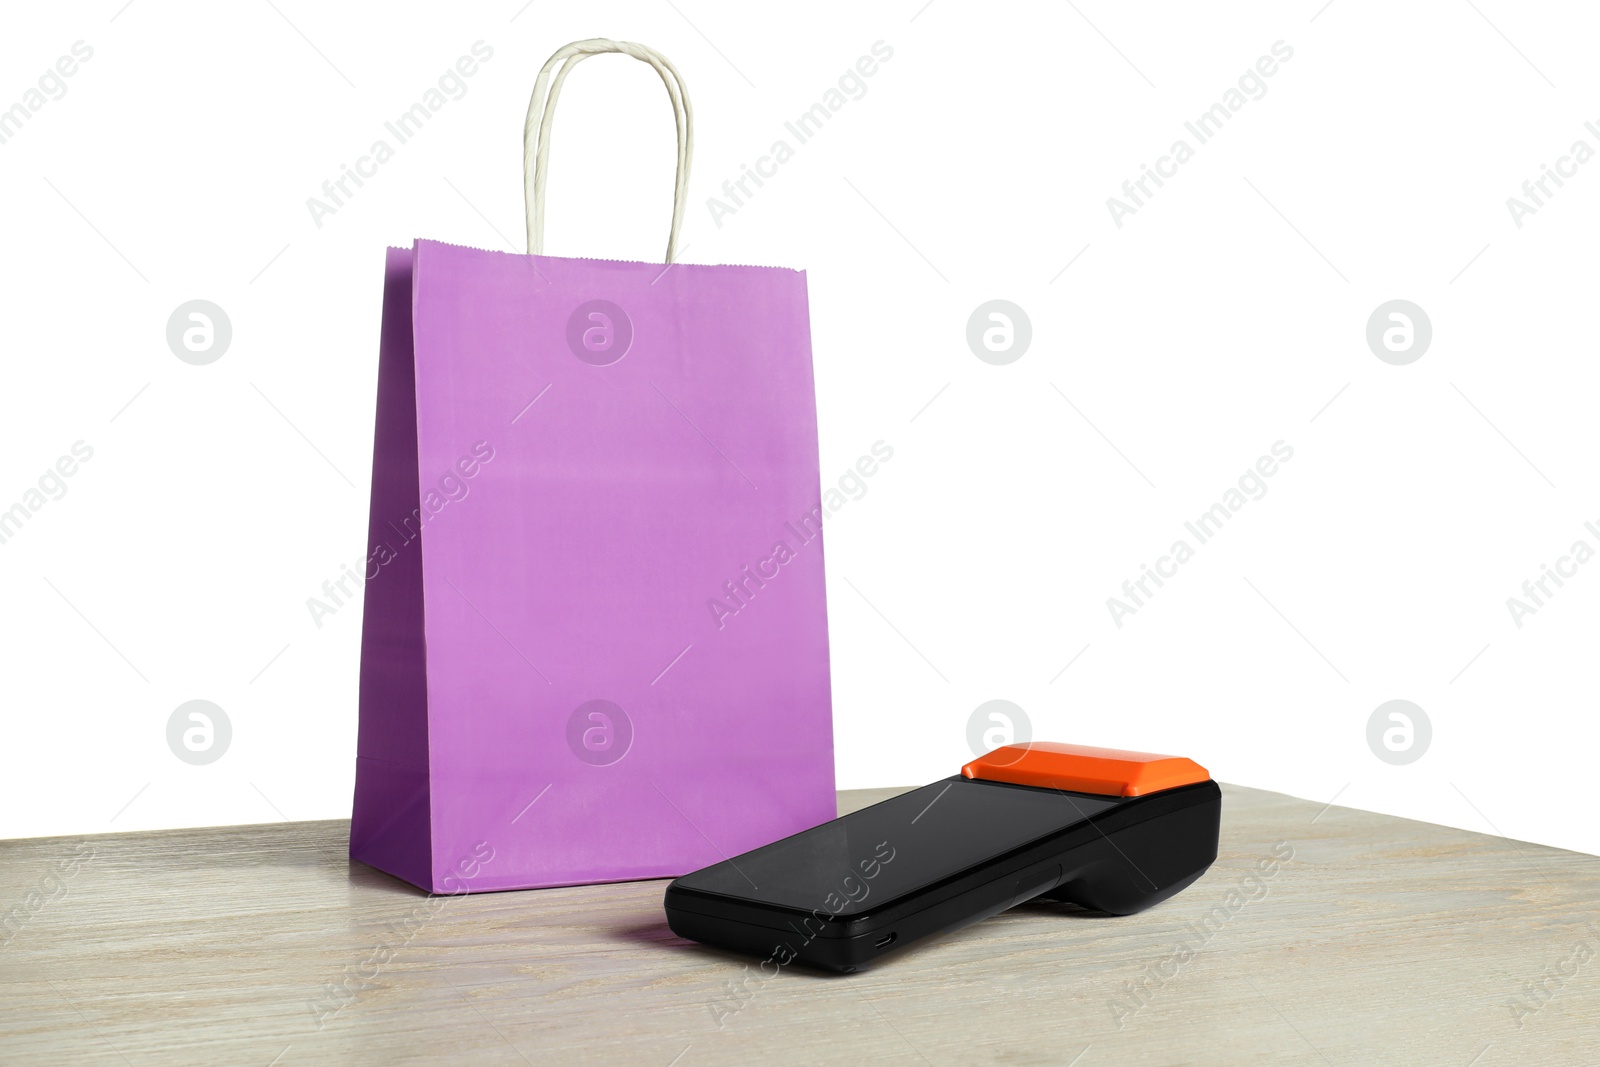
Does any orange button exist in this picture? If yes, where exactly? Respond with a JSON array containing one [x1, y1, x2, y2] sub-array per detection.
[[962, 742, 1210, 797]]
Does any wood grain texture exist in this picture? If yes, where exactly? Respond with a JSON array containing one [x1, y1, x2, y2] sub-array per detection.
[[2, 784, 1596, 1066]]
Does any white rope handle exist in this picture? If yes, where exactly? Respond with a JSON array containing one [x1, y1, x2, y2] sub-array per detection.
[[523, 39, 693, 263]]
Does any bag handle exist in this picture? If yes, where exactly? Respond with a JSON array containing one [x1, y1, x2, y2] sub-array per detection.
[[523, 39, 693, 263]]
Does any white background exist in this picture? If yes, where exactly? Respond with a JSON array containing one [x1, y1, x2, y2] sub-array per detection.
[[3, 0, 1597, 857]]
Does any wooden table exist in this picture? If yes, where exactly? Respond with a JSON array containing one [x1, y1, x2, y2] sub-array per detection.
[[3, 785, 1597, 1065]]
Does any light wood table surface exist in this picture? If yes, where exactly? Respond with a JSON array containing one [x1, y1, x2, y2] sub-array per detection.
[[2, 784, 1597, 1065]]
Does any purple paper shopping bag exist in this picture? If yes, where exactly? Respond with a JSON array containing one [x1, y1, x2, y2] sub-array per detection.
[[350, 40, 835, 893]]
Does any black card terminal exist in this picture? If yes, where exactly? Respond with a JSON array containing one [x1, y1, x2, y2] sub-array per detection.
[[663, 742, 1222, 972]]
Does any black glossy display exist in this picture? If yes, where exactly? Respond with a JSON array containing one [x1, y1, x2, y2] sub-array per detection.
[[672, 776, 1120, 916]]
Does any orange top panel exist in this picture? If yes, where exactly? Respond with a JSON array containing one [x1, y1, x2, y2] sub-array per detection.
[[961, 742, 1210, 797]]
